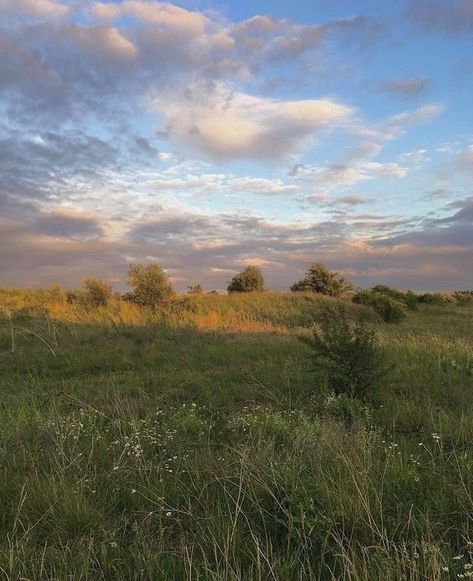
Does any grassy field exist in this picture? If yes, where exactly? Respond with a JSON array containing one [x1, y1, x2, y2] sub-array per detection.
[[1, 292, 473, 579]]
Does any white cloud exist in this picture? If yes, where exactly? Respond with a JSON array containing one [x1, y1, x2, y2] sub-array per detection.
[[225, 177, 299, 195], [68, 26, 138, 60], [294, 160, 407, 194], [154, 83, 354, 160], [0, 0, 70, 19], [385, 103, 444, 137], [93, 1, 209, 34], [144, 173, 300, 197]]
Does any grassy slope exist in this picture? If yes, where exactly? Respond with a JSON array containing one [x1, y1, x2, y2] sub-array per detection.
[[0, 293, 472, 579]]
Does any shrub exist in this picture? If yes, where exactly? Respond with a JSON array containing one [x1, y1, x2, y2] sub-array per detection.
[[227, 266, 265, 293], [370, 285, 418, 310], [303, 309, 387, 401], [45, 284, 67, 304], [127, 262, 173, 309], [187, 284, 204, 295], [291, 263, 352, 296], [353, 290, 406, 323], [82, 278, 113, 307], [402, 290, 419, 310], [66, 290, 81, 305], [452, 290, 473, 305], [417, 292, 455, 305]]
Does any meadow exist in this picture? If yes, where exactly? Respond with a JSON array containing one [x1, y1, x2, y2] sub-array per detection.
[[1, 290, 473, 579]]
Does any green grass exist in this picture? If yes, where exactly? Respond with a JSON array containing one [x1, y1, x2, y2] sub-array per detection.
[[0, 295, 473, 579]]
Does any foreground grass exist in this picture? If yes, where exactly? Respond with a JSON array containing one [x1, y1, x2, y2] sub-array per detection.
[[0, 295, 473, 579]]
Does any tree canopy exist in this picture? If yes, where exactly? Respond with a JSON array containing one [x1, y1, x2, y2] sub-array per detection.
[[227, 266, 265, 293], [291, 263, 352, 296], [127, 262, 173, 308]]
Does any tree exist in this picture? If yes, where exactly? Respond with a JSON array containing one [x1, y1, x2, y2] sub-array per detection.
[[127, 262, 173, 308], [82, 277, 113, 307], [227, 266, 265, 293], [291, 263, 352, 297]]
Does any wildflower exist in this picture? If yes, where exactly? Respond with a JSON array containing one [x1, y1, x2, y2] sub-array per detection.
[[166, 511, 172, 517], [131, 489, 137, 494]]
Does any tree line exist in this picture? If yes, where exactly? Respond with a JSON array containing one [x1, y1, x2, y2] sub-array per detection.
[[61, 261, 473, 323], [70, 262, 351, 309]]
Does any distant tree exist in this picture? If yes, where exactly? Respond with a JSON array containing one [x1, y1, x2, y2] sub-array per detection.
[[187, 284, 204, 295], [127, 262, 173, 308], [227, 266, 265, 293], [82, 278, 113, 307], [291, 263, 352, 297]]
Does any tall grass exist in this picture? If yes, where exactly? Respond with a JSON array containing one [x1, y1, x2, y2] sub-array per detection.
[[1, 289, 375, 332]]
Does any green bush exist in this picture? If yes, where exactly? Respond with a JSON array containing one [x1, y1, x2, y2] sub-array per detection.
[[127, 262, 174, 308], [227, 266, 265, 293], [371, 285, 418, 310], [291, 262, 352, 296], [418, 292, 454, 305], [353, 290, 406, 322], [303, 309, 387, 401]]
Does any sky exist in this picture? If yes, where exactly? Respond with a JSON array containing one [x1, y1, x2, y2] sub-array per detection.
[[0, 0, 472, 291]]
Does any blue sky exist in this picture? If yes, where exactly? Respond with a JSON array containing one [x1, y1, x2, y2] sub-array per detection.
[[0, 0, 472, 290]]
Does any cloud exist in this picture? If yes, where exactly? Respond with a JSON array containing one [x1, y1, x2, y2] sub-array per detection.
[[154, 83, 354, 160], [336, 195, 373, 206], [377, 198, 473, 248], [1, 199, 472, 290], [379, 103, 444, 141], [0, 0, 70, 20], [0, 128, 118, 206], [380, 77, 430, 98], [286, 102, 440, 197], [92, 1, 209, 34], [407, 0, 473, 36], [225, 177, 299, 195], [292, 160, 407, 195], [458, 146, 473, 173], [66, 25, 138, 60], [33, 209, 104, 238]]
